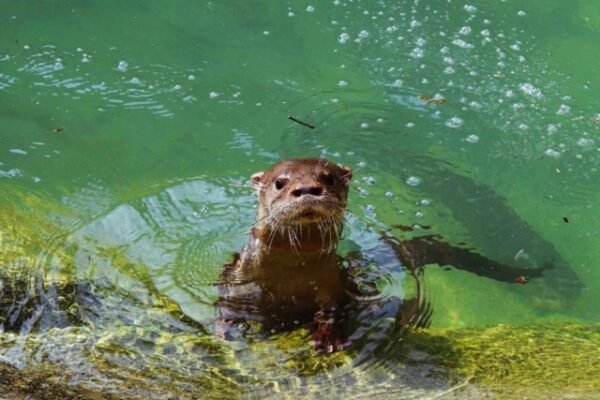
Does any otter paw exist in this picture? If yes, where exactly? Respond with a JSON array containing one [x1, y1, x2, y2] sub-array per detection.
[[313, 324, 350, 354], [215, 319, 249, 341]]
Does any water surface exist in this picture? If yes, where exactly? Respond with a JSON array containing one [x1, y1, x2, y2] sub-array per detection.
[[1, 1, 599, 398]]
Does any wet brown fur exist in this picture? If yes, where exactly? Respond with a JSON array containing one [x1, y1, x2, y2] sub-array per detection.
[[216, 158, 353, 352]]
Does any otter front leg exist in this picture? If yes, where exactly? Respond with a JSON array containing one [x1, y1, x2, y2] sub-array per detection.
[[312, 305, 349, 354]]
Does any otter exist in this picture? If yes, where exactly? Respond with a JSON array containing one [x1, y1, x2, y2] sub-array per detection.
[[215, 158, 354, 352], [215, 158, 549, 353]]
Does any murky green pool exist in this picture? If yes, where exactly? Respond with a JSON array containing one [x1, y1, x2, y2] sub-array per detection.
[[1, 1, 599, 399]]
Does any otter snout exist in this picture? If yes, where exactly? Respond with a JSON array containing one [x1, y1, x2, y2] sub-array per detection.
[[290, 183, 323, 198]]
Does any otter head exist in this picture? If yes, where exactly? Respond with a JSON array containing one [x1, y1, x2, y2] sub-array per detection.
[[251, 158, 352, 252]]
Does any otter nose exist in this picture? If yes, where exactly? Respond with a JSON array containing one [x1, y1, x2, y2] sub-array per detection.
[[291, 184, 323, 197]]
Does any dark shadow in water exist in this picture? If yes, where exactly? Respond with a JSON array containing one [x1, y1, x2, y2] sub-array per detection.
[[392, 153, 583, 307]]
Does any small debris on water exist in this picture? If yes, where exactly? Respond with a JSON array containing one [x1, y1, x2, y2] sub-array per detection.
[[288, 116, 315, 129], [514, 276, 529, 284], [563, 217, 569, 223], [418, 94, 446, 105], [514, 248, 525, 260], [52, 127, 64, 133]]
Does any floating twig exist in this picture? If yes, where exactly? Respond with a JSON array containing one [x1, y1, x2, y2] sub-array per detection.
[[288, 116, 315, 129]]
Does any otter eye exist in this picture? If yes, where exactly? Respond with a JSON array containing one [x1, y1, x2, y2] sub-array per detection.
[[322, 173, 335, 186], [274, 178, 287, 190]]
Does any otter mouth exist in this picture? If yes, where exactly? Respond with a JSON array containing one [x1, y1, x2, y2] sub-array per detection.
[[298, 210, 319, 219], [291, 204, 329, 223]]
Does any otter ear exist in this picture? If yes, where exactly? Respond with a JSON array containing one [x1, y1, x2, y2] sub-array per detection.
[[251, 171, 265, 189], [339, 165, 353, 184]]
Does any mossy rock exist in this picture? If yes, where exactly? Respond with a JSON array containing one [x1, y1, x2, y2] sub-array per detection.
[[407, 323, 600, 399]]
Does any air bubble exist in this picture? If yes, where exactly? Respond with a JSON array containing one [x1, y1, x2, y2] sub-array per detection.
[[406, 176, 422, 186], [466, 134, 479, 143], [338, 32, 350, 44], [306, 5, 315, 12], [556, 104, 571, 115], [360, 122, 369, 128], [116, 60, 128, 72], [577, 137, 594, 147], [358, 30, 369, 39], [410, 48, 424, 58], [9, 148, 27, 155], [459, 26, 472, 35], [519, 83, 543, 98], [444, 66, 455, 74], [338, 80, 348, 87], [452, 39, 474, 49], [544, 149, 560, 158], [209, 91, 220, 99], [445, 116, 463, 128]]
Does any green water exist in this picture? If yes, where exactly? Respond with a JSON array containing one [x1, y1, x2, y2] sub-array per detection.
[[1, 0, 599, 398]]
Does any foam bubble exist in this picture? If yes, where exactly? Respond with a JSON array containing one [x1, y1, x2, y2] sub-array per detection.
[[410, 47, 424, 58], [358, 30, 369, 39], [452, 39, 474, 49], [466, 134, 479, 143], [577, 137, 594, 147], [519, 83, 543, 98], [556, 104, 571, 115], [544, 148, 560, 158], [116, 60, 128, 72], [406, 176, 422, 186], [445, 116, 463, 128], [459, 26, 472, 35], [9, 148, 27, 155]]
